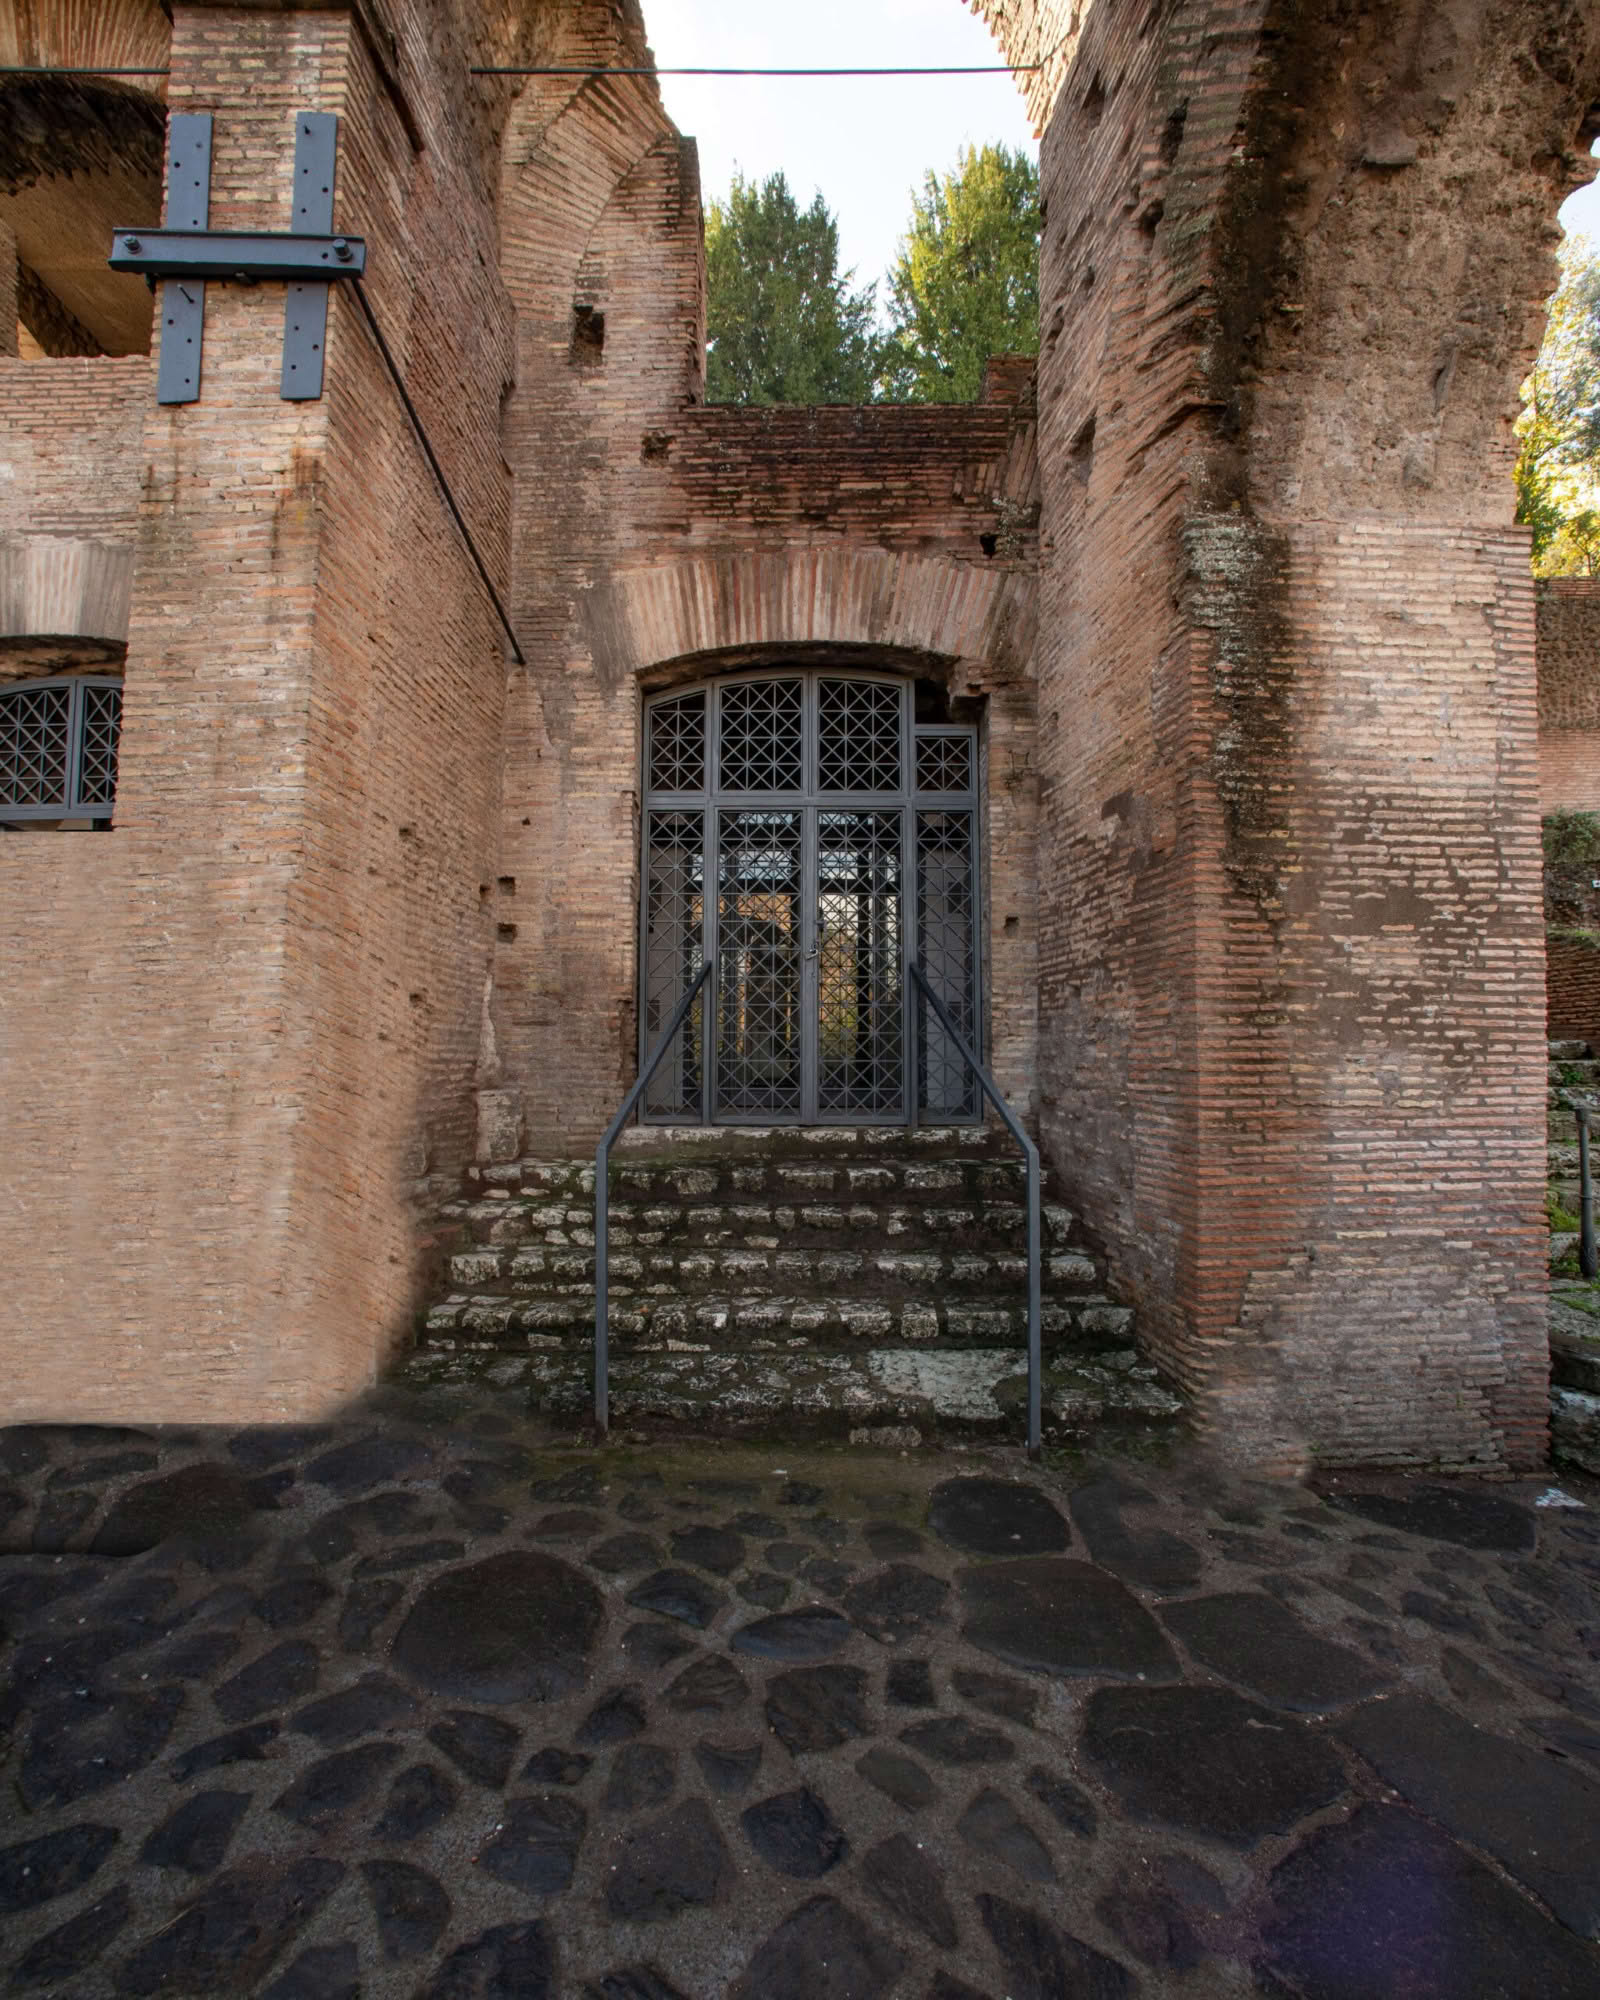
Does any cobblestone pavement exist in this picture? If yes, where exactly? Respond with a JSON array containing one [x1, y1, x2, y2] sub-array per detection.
[[2, 1389, 1597, 1999]]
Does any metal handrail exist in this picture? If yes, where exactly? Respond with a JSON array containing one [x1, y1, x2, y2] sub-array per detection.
[[594, 959, 715, 1435], [909, 961, 1043, 1458], [1560, 1090, 1598, 1280]]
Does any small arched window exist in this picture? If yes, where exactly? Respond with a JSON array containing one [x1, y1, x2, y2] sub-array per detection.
[[0, 675, 123, 828]]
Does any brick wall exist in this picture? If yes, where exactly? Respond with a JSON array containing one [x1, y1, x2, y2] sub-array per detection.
[[1548, 933, 1600, 1049], [1538, 576, 1600, 810]]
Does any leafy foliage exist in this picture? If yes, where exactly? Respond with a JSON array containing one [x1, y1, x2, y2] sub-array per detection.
[[704, 171, 881, 406], [881, 143, 1040, 404], [1516, 237, 1600, 574]]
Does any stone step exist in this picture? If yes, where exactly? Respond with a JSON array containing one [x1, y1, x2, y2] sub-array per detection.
[[397, 1341, 1185, 1444], [1549, 1039, 1593, 1062], [423, 1289, 1134, 1348], [444, 1241, 1097, 1296], [1550, 1294, 1600, 1394]]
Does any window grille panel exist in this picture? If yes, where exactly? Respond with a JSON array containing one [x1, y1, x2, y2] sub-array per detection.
[[643, 811, 705, 1117], [818, 677, 901, 792], [718, 677, 804, 793], [715, 810, 803, 1115], [916, 729, 973, 795], [647, 690, 706, 795], [77, 683, 124, 809], [1, 682, 73, 808], [917, 810, 978, 1118], [817, 809, 903, 1116]]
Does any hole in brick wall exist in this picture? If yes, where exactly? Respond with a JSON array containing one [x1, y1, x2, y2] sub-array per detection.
[[979, 532, 999, 558], [409, 991, 425, 1006], [479, 883, 491, 900], [1160, 101, 1189, 166], [1139, 199, 1165, 238], [1083, 74, 1106, 125], [1082, 265, 1096, 294], [497, 922, 517, 941], [641, 431, 674, 461], [1004, 915, 1019, 933], [570, 302, 605, 364], [1070, 414, 1097, 487], [497, 876, 516, 895], [399, 824, 417, 840]]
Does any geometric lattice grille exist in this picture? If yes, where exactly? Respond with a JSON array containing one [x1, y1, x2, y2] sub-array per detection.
[[817, 809, 903, 1115], [643, 810, 705, 1117], [916, 809, 978, 1118], [715, 809, 802, 1114], [819, 677, 900, 792], [647, 691, 706, 794], [718, 677, 803, 793], [76, 683, 123, 808], [1, 681, 73, 808], [916, 730, 973, 795]]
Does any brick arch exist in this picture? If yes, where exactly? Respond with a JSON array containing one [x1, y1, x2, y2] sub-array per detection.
[[579, 549, 1035, 685], [0, 0, 169, 78]]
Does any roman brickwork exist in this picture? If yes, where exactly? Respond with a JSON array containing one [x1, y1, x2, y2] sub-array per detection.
[[3, 0, 1596, 1468]]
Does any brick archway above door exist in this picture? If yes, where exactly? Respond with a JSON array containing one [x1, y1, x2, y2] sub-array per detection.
[[578, 550, 1035, 690]]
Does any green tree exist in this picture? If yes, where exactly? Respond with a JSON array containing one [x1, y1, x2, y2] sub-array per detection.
[[1516, 236, 1600, 575], [704, 171, 881, 405], [882, 143, 1040, 404]]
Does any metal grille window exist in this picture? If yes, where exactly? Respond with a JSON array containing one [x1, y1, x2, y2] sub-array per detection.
[[0, 676, 123, 825], [641, 671, 980, 1124]]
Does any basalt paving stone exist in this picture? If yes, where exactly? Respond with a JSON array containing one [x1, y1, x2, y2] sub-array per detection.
[[779, 1481, 825, 1507], [22, 1684, 185, 1807], [306, 1491, 430, 1564], [621, 1621, 698, 1670], [1067, 1475, 1204, 1592], [929, 1478, 1070, 1557], [590, 1533, 663, 1574], [254, 1572, 336, 1630], [958, 1558, 1179, 1681], [951, 1667, 1039, 1727], [663, 1653, 749, 1716], [139, 1789, 250, 1874], [957, 1786, 1057, 1884], [900, 1716, 1015, 1767], [669, 1524, 746, 1575], [1257, 1804, 1600, 1999], [765, 1665, 871, 1754], [353, 1537, 468, 1577], [338, 1576, 405, 1651], [733, 1512, 785, 1539], [1338, 1693, 1600, 1937], [861, 1831, 959, 1948], [32, 1489, 100, 1550], [886, 1656, 936, 1707], [765, 1540, 813, 1574], [856, 1745, 937, 1811], [625, 1568, 725, 1629], [478, 1794, 588, 1895], [52, 1450, 161, 1488], [695, 1737, 764, 1794], [214, 1639, 320, 1723], [441, 1459, 523, 1504], [112, 1854, 346, 1997], [0, 1558, 107, 1621], [1322, 1483, 1537, 1552], [0, 1821, 119, 1912], [428, 1709, 521, 1788], [731, 1606, 853, 1660], [0, 1429, 51, 1476], [1527, 1714, 1600, 1770], [304, 1433, 432, 1495], [731, 1894, 904, 2000], [274, 1741, 401, 1829], [533, 1508, 605, 1541], [741, 1785, 849, 1878], [393, 1550, 603, 1702], [978, 1894, 1137, 2000], [420, 1919, 556, 2000], [585, 1970, 691, 2000], [1440, 1644, 1514, 1706], [522, 1747, 594, 1786], [1095, 1880, 1204, 1975], [1082, 1685, 1347, 1847], [1161, 1591, 1392, 1713], [362, 1857, 452, 1962], [89, 1464, 261, 1557], [604, 1742, 677, 1811], [738, 1572, 791, 1609], [802, 1557, 855, 1597], [578, 1684, 648, 1745], [606, 1797, 731, 1922], [260, 1941, 360, 2000], [226, 1427, 336, 1472], [9, 1882, 133, 1990], [842, 1564, 950, 1644], [531, 1465, 605, 1505], [373, 1762, 459, 1841], [292, 1670, 418, 1745], [863, 1521, 925, 1559], [928, 1979, 992, 2000], [1026, 1766, 1098, 1839], [172, 1719, 280, 1783]]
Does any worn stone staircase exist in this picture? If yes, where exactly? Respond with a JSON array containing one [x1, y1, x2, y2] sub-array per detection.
[[405, 1126, 1185, 1445], [1546, 1038, 1600, 1473]]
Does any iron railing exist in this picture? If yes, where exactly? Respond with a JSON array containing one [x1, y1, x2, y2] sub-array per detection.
[[594, 959, 714, 1434], [1561, 1090, 1598, 1280], [909, 960, 1043, 1458]]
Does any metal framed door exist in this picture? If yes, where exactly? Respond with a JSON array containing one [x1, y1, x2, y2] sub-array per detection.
[[641, 671, 978, 1125]]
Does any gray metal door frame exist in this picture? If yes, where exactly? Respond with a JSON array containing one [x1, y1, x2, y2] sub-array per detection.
[[640, 669, 979, 1126]]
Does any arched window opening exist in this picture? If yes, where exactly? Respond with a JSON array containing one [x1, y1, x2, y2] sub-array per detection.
[[0, 675, 123, 829], [641, 668, 979, 1125]]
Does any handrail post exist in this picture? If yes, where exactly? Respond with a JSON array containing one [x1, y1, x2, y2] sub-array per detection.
[[594, 960, 714, 1439]]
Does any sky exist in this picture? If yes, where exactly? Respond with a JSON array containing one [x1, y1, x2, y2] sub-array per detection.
[[642, 0, 1038, 306]]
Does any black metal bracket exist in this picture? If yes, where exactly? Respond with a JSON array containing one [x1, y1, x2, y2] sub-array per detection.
[[113, 112, 362, 405]]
